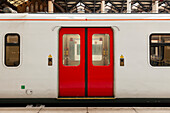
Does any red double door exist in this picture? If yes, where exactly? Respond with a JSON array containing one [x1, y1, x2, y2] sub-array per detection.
[[59, 28, 113, 97]]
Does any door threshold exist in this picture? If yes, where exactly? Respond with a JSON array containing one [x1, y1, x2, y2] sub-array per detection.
[[57, 97, 115, 100]]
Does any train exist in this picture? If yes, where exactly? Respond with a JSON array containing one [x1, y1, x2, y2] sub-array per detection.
[[0, 13, 170, 106]]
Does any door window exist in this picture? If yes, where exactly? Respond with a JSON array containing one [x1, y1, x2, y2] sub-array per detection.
[[92, 34, 110, 66], [63, 34, 80, 66]]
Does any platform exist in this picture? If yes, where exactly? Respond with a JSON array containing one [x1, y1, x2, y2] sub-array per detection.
[[0, 107, 170, 113]]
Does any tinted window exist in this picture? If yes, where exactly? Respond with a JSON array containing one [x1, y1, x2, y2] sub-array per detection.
[[5, 34, 20, 67], [150, 34, 170, 66]]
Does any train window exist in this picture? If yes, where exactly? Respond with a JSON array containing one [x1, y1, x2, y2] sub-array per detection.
[[150, 34, 170, 66], [5, 34, 20, 67], [92, 34, 110, 66], [63, 34, 80, 66]]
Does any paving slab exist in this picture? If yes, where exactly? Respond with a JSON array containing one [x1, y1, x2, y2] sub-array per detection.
[[41, 107, 86, 113], [0, 107, 40, 113], [0, 107, 170, 113], [88, 107, 136, 113], [134, 107, 170, 113]]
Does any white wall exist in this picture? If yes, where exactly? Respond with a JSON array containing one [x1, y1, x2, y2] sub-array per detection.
[[0, 21, 58, 98], [114, 22, 170, 98]]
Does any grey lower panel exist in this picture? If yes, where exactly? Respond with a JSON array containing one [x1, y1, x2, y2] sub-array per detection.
[[0, 98, 170, 107]]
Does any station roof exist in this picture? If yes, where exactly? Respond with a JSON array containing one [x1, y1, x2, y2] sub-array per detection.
[[55, 0, 170, 13], [0, 0, 170, 13]]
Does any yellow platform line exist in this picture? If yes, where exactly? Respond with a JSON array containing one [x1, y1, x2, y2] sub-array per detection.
[[57, 98, 116, 100]]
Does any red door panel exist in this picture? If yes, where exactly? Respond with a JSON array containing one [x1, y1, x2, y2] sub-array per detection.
[[59, 28, 85, 97], [87, 28, 114, 97]]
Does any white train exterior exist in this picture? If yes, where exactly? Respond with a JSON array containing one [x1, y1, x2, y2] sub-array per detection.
[[0, 14, 170, 103]]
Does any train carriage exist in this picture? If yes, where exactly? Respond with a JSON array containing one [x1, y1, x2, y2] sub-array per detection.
[[0, 14, 170, 106]]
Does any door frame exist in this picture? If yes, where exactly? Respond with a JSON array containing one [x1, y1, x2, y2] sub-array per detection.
[[58, 27, 115, 98]]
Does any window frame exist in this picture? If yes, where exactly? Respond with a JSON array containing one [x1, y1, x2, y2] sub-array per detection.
[[5, 33, 20, 67], [150, 33, 170, 67]]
